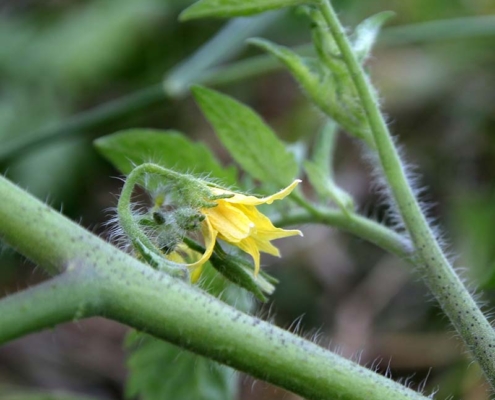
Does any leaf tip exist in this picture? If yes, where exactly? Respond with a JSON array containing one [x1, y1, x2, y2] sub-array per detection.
[[178, 3, 203, 22], [190, 84, 212, 104], [246, 37, 271, 50]]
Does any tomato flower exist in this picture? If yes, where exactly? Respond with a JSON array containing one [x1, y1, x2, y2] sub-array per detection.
[[189, 180, 303, 280]]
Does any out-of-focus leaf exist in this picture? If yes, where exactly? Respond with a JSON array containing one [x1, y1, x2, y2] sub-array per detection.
[[94, 129, 237, 186], [0, 0, 166, 91], [180, 0, 311, 21], [352, 11, 395, 61], [192, 86, 298, 186], [126, 334, 237, 400], [454, 194, 495, 287], [0, 388, 99, 400]]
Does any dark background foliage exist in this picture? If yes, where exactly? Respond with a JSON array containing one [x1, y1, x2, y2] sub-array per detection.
[[1, 0, 494, 399]]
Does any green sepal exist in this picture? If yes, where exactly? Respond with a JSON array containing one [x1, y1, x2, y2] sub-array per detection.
[[180, 0, 313, 21], [184, 238, 277, 302], [306, 7, 346, 75], [248, 37, 321, 95], [210, 244, 276, 302]]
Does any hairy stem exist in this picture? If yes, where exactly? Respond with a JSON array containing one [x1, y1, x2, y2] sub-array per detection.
[[117, 163, 186, 273], [0, 270, 101, 345], [274, 208, 412, 260], [320, 0, 495, 388], [0, 174, 431, 400]]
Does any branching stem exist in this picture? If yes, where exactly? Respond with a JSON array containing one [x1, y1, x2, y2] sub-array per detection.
[[0, 175, 430, 400], [320, 0, 495, 388]]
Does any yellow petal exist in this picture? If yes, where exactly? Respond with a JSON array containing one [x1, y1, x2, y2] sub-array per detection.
[[236, 237, 261, 276], [187, 219, 217, 283], [236, 204, 303, 240], [250, 236, 280, 256], [166, 251, 185, 264], [235, 204, 278, 230], [209, 180, 301, 206], [255, 227, 303, 241], [203, 201, 254, 243], [190, 263, 204, 283]]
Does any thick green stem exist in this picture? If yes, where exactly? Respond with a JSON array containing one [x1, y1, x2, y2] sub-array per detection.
[[0, 270, 100, 345], [320, 0, 495, 388], [0, 174, 430, 400]]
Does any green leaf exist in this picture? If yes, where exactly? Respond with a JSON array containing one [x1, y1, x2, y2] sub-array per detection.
[[0, 388, 99, 400], [180, 0, 312, 21], [94, 129, 237, 186], [192, 86, 298, 186], [248, 38, 320, 96], [352, 11, 395, 61], [126, 334, 237, 400]]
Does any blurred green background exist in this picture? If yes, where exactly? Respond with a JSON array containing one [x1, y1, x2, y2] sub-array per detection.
[[1, 0, 495, 399]]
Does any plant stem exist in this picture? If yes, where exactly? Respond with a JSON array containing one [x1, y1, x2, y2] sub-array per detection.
[[273, 208, 412, 260], [0, 270, 100, 345], [164, 12, 280, 96], [0, 84, 165, 162], [380, 15, 495, 46], [320, 0, 495, 388], [0, 174, 431, 400]]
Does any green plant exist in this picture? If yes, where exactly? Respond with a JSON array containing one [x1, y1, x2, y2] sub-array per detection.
[[1, 1, 494, 399]]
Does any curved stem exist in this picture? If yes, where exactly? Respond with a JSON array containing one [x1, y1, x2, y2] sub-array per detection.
[[117, 163, 212, 277], [164, 12, 280, 96], [0, 174, 431, 400], [320, 0, 495, 388], [117, 164, 179, 264]]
